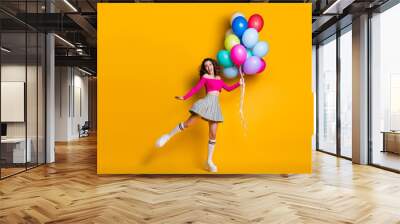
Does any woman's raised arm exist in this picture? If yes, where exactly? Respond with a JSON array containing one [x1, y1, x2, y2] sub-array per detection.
[[182, 77, 207, 100]]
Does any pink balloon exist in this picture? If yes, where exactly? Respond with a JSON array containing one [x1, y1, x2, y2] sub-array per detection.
[[230, 44, 247, 66], [258, 58, 266, 73]]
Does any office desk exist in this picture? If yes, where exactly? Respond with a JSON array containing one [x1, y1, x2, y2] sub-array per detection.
[[1, 138, 31, 163], [382, 131, 400, 154]]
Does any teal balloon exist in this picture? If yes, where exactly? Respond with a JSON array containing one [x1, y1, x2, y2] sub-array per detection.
[[246, 49, 253, 59], [223, 67, 239, 79], [242, 28, 259, 48], [252, 41, 269, 58], [217, 50, 233, 67]]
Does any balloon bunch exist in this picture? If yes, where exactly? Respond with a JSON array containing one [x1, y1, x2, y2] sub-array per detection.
[[217, 12, 269, 78], [217, 12, 269, 131]]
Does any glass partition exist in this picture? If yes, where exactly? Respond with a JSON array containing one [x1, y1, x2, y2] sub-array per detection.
[[0, 1, 46, 179], [339, 27, 352, 158], [1, 30, 28, 177], [317, 35, 337, 154]]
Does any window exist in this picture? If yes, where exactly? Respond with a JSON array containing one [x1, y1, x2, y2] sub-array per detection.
[[339, 28, 352, 158], [371, 3, 400, 171], [317, 35, 337, 154]]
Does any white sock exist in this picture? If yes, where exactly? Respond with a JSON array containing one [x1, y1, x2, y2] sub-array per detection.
[[155, 122, 185, 148], [168, 122, 185, 137], [207, 139, 216, 165]]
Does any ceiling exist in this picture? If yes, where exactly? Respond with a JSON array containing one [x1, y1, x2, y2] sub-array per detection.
[[0, 0, 394, 74]]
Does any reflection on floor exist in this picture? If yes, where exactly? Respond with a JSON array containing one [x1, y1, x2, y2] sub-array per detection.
[[340, 148, 352, 158], [373, 150, 400, 171], [0, 163, 41, 178], [0, 167, 25, 178]]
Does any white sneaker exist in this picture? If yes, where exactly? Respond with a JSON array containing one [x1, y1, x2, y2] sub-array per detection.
[[155, 134, 170, 148], [207, 162, 218, 172]]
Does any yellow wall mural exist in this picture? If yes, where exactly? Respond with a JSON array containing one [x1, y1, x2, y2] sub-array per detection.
[[98, 3, 313, 174]]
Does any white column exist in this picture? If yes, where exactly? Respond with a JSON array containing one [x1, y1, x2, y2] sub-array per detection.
[[352, 14, 369, 164], [45, 1, 55, 163], [46, 32, 55, 163]]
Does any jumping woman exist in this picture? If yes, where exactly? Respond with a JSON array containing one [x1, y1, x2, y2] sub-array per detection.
[[155, 58, 243, 172]]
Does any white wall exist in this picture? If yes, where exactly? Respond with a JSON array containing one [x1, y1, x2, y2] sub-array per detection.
[[1, 65, 38, 137], [1, 65, 26, 136], [55, 66, 70, 141], [1, 63, 46, 164], [1, 82, 25, 122], [55, 67, 89, 141], [72, 73, 89, 138]]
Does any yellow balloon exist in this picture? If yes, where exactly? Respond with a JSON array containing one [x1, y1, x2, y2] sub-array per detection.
[[224, 34, 240, 51]]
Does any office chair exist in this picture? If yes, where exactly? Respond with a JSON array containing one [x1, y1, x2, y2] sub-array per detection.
[[79, 121, 90, 138]]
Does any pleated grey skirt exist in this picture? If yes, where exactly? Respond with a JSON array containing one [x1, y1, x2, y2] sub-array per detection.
[[189, 94, 223, 122]]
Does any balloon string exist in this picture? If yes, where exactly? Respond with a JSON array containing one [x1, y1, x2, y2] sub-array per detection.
[[239, 67, 247, 135]]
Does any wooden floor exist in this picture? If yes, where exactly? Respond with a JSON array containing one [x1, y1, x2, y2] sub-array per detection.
[[1, 135, 400, 223], [1, 167, 26, 178]]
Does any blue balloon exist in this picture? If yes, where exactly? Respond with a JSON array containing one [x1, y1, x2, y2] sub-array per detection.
[[232, 16, 248, 38], [223, 67, 239, 79], [252, 41, 269, 58], [242, 28, 259, 49]]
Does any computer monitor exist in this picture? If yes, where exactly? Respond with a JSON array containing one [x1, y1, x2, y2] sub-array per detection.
[[1, 123, 7, 137]]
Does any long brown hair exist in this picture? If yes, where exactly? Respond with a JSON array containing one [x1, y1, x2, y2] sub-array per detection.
[[199, 58, 220, 78]]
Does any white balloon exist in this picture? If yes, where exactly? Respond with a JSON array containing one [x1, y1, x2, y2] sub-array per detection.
[[231, 12, 245, 25], [242, 28, 259, 49], [252, 41, 269, 58]]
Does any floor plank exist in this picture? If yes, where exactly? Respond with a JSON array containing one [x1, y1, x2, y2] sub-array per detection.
[[1, 134, 400, 223]]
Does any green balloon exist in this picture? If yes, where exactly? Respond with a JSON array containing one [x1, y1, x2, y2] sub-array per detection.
[[224, 34, 240, 51], [217, 50, 233, 67], [246, 49, 253, 59]]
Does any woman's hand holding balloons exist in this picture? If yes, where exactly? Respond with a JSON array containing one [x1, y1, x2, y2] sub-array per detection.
[[175, 96, 184, 100], [215, 12, 269, 131]]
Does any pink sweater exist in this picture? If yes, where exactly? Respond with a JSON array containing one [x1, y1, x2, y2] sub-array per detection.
[[183, 77, 240, 100]]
